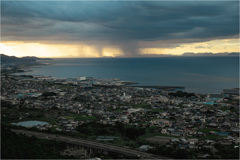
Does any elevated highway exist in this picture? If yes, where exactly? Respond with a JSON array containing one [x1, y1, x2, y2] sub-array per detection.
[[12, 129, 170, 159]]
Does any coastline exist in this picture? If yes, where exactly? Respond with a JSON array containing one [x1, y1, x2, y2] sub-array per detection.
[[7, 57, 239, 94], [1, 59, 239, 160]]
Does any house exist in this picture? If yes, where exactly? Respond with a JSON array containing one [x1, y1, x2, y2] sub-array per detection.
[[171, 131, 183, 136], [120, 93, 131, 102], [198, 154, 210, 158], [179, 138, 188, 144], [161, 129, 167, 134], [219, 140, 232, 145], [127, 108, 142, 113], [151, 119, 171, 126], [170, 138, 180, 144], [188, 138, 198, 145], [161, 112, 168, 117], [184, 128, 196, 135], [139, 145, 153, 151], [158, 96, 169, 103]]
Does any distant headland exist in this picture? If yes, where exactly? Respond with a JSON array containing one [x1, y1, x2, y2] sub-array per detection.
[[0, 54, 53, 64]]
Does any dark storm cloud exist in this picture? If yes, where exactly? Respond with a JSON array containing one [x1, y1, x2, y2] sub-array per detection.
[[1, 1, 239, 56]]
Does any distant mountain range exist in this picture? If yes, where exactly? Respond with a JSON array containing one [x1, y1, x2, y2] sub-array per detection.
[[0, 54, 53, 64], [182, 52, 239, 57], [115, 52, 239, 58]]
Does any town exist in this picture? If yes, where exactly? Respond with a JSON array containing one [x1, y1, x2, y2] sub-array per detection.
[[1, 63, 239, 159]]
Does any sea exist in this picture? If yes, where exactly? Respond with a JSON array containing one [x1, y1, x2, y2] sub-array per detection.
[[19, 57, 239, 94]]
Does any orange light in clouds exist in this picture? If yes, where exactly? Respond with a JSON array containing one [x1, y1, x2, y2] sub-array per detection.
[[0, 42, 125, 58], [102, 47, 123, 57], [0, 42, 101, 58], [1, 38, 239, 58], [141, 38, 240, 55]]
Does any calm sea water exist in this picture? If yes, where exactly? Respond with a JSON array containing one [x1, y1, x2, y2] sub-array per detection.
[[21, 57, 239, 94]]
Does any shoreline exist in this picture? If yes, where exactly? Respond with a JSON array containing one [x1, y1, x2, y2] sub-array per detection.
[[5, 58, 238, 95]]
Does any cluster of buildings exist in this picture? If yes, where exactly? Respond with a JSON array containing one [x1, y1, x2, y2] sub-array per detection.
[[1, 73, 239, 157]]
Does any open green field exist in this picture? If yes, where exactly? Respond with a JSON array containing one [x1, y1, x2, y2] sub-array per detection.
[[140, 133, 179, 139], [198, 128, 220, 133], [132, 103, 151, 109], [151, 108, 164, 112], [187, 135, 220, 140]]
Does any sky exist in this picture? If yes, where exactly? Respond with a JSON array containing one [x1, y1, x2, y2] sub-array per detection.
[[1, 0, 239, 58]]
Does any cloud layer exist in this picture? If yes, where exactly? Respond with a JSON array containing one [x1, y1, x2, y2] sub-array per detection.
[[1, 1, 239, 56]]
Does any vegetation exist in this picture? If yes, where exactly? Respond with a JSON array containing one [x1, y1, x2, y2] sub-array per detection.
[[148, 143, 239, 159], [1, 105, 59, 125], [187, 135, 220, 140], [223, 98, 239, 105], [214, 144, 239, 159], [198, 128, 220, 133], [151, 108, 164, 113], [114, 108, 123, 112], [42, 92, 57, 97], [75, 121, 147, 147], [169, 91, 196, 98], [76, 122, 145, 140], [1, 124, 72, 159], [55, 84, 74, 90], [140, 133, 179, 139], [149, 145, 196, 159], [63, 114, 96, 121], [37, 117, 58, 124], [132, 103, 151, 109]]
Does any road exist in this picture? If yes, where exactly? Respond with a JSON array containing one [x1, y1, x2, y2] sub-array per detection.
[[12, 129, 171, 159]]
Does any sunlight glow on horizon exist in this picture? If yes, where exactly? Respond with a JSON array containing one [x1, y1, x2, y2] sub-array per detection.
[[141, 39, 240, 55], [1, 38, 239, 58]]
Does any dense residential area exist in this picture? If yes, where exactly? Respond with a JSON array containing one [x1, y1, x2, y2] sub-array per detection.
[[1, 63, 239, 159]]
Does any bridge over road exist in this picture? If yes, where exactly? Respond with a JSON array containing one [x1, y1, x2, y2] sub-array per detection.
[[12, 129, 170, 159]]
